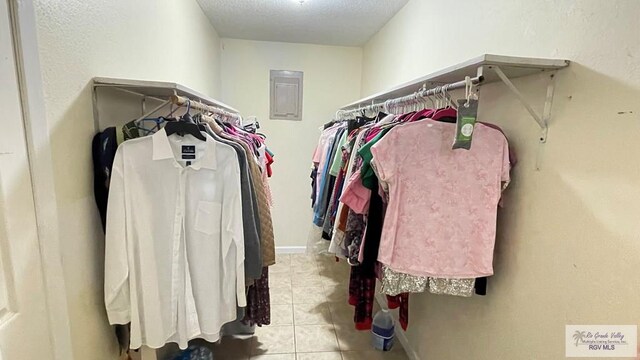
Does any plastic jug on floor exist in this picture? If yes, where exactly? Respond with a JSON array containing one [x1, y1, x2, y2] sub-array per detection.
[[371, 309, 395, 351]]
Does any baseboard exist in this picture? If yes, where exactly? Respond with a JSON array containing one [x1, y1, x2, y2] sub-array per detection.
[[375, 293, 420, 360], [275, 246, 307, 254]]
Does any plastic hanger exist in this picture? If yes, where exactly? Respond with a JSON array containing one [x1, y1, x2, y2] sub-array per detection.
[[164, 100, 206, 141], [132, 117, 166, 136], [164, 121, 206, 141], [406, 88, 432, 121], [179, 99, 195, 124], [201, 114, 224, 135], [431, 85, 457, 121], [193, 101, 210, 133], [243, 116, 260, 133]]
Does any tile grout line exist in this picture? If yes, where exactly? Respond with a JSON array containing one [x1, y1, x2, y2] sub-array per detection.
[[325, 256, 348, 360], [270, 254, 411, 359], [318, 257, 345, 359], [273, 255, 354, 359]]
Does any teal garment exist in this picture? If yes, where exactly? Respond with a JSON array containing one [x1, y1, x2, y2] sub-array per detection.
[[358, 128, 393, 190], [329, 131, 348, 177]]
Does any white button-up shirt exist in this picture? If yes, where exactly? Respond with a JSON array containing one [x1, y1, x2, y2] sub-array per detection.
[[105, 129, 246, 349]]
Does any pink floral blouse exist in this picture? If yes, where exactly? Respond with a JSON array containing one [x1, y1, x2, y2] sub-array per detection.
[[371, 119, 510, 278]]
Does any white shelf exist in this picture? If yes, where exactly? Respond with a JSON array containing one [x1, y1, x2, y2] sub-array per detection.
[[341, 54, 569, 110], [92, 77, 239, 113]]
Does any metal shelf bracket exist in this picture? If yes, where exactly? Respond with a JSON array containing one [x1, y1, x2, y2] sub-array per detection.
[[492, 66, 556, 143]]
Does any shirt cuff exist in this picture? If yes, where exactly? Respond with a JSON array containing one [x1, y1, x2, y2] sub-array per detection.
[[107, 309, 130, 325]]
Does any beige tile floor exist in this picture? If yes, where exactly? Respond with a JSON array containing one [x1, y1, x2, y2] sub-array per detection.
[[208, 253, 409, 360]]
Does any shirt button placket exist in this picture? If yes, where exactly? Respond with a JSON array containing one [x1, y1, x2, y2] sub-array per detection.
[[171, 168, 187, 334]]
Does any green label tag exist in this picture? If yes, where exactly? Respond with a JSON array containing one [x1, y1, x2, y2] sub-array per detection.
[[453, 99, 479, 150], [456, 116, 476, 141]]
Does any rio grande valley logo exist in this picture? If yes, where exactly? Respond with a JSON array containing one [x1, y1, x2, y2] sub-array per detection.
[[566, 325, 637, 357]]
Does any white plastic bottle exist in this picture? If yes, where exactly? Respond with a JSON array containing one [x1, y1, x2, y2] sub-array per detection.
[[371, 309, 395, 351]]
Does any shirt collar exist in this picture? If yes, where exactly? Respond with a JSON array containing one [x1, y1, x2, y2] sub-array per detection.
[[152, 128, 217, 170]]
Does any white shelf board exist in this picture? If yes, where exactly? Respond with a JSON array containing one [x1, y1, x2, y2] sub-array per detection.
[[341, 54, 570, 110], [92, 77, 239, 113]]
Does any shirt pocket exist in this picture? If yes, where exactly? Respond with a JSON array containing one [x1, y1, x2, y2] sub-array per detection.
[[194, 201, 222, 236]]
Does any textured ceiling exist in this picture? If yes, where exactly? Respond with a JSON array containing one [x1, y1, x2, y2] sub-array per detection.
[[196, 0, 409, 46]]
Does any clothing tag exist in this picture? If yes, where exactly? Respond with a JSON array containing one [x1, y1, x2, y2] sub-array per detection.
[[182, 145, 196, 160], [182, 145, 195, 154], [453, 99, 478, 150]]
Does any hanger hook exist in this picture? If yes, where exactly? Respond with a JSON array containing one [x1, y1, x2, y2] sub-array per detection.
[[464, 76, 473, 108], [442, 85, 449, 109]]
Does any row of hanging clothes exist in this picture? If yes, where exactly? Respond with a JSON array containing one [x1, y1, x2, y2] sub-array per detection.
[[92, 96, 276, 354], [310, 78, 516, 331]]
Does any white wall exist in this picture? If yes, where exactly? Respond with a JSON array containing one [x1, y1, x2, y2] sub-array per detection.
[[361, 1, 640, 359], [33, 0, 222, 358], [219, 39, 362, 248]]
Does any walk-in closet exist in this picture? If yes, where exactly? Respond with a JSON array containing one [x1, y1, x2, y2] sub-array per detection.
[[2, 1, 639, 359]]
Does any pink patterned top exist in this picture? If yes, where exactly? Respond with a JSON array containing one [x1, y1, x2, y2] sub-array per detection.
[[371, 119, 510, 278]]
